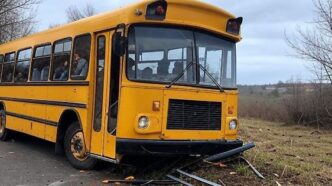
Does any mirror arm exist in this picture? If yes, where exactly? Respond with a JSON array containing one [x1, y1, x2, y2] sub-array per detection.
[[113, 23, 128, 57]]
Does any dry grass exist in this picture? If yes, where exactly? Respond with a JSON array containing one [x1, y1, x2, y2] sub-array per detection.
[[239, 119, 331, 185], [137, 119, 331, 185], [192, 119, 332, 186]]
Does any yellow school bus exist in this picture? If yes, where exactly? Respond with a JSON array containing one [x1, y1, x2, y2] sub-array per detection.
[[0, 0, 243, 169]]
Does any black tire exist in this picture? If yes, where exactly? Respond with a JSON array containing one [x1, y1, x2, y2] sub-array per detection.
[[0, 110, 11, 141], [64, 122, 97, 170]]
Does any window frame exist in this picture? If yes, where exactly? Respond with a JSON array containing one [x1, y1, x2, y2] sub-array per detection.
[[30, 43, 52, 82], [33, 42, 52, 58], [50, 37, 73, 81], [16, 47, 32, 62], [70, 33, 92, 81], [14, 47, 32, 83], [1, 52, 16, 83], [125, 24, 238, 90], [93, 35, 106, 132], [4, 52, 16, 63]]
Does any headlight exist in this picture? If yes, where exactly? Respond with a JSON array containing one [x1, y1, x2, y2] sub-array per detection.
[[138, 116, 150, 129], [229, 120, 238, 130]]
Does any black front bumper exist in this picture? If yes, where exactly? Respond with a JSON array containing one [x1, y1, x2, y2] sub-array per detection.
[[116, 139, 243, 156]]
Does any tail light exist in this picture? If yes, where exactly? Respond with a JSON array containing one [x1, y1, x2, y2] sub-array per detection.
[[146, 0, 167, 20], [226, 17, 243, 35]]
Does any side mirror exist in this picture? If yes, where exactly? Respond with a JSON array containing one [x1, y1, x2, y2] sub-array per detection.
[[113, 33, 128, 57]]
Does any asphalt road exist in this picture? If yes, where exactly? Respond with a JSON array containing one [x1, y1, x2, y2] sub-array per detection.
[[0, 133, 122, 186]]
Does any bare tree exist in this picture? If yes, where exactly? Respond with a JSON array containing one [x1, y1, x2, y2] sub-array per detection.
[[286, 0, 332, 129], [66, 3, 96, 22], [0, 0, 40, 44], [287, 0, 332, 84]]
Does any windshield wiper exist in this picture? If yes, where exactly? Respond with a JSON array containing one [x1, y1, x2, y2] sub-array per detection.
[[166, 41, 224, 92], [165, 61, 224, 92], [197, 63, 225, 92], [165, 61, 194, 88]]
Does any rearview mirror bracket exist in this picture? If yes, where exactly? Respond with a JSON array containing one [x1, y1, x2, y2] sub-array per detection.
[[113, 24, 128, 57]]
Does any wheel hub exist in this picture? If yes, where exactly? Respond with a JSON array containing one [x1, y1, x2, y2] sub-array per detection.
[[70, 131, 87, 161]]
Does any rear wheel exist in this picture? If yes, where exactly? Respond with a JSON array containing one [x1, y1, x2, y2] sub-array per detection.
[[64, 123, 97, 170], [0, 110, 11, 141]]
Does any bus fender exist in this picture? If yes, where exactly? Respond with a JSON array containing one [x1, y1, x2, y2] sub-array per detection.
[[55, 109, 83, 154]]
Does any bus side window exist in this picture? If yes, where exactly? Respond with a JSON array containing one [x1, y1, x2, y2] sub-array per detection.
[[0, 54, 3, 83], [51, 39, 72, 81], [71, 34, 91, 80], [15, 48, 32, 83], [1, 52, 15, 83], [31, 45, 51, 81]]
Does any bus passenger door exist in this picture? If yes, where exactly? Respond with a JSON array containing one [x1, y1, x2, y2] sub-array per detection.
[[90, 32, 117, 160], [103, 29, 122, 159]]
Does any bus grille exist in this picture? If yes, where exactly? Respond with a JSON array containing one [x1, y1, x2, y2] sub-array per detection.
[[167, 99, 222, 130]]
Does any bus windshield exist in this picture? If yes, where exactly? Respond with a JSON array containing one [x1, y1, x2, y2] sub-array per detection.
[[127, 26, 237, 89]]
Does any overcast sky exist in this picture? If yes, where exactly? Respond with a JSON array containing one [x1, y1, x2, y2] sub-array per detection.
[[36, 0, 316, 85]]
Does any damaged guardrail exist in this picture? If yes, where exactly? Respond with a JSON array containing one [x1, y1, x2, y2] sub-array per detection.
[[204, 142, 255, 162], [104, 142, 262, 186], [167, 142, 264, 186]]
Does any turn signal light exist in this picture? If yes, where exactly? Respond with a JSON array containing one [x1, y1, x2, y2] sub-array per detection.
[[152, 101, 161, 112], [228, 106, 234, 115], [146, 0, 167, 20], [226, 17, 243, 35]]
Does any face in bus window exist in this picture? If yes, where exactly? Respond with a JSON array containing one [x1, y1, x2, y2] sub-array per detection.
[[72, 53, 88, 77]]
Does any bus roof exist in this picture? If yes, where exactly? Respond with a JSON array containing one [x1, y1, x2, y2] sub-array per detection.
[[0, 0, 240, 53]]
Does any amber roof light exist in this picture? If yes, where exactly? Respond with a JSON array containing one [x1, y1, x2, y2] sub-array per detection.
[[146, 0, 168, 20]]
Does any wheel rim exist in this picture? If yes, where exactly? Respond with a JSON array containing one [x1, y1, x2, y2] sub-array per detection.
[[0, 112, 5, 134], [70, 131, 88, 161]]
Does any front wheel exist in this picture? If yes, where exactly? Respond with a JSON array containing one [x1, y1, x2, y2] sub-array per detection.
[[0, 110, 11, 141], [64, 123, 97, 170]]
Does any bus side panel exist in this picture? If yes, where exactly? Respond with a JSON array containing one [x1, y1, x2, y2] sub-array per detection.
[[4, 101, 28, 135], [25, 101, 46, 139], [0, 86, 48, 138], [45, 86, 90, 148], [44, 125, 57, 142], [3, 101, 46, 139]]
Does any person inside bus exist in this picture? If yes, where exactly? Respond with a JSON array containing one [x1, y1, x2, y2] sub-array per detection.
[[72, 53, 88, 77], [53, 61, 68, 80], [15, 72, 24, 82], [141, 67, 153, 80], [173, 62, 183, 75], [157, 60, 170, 76], [171, 62, 184, 81]]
